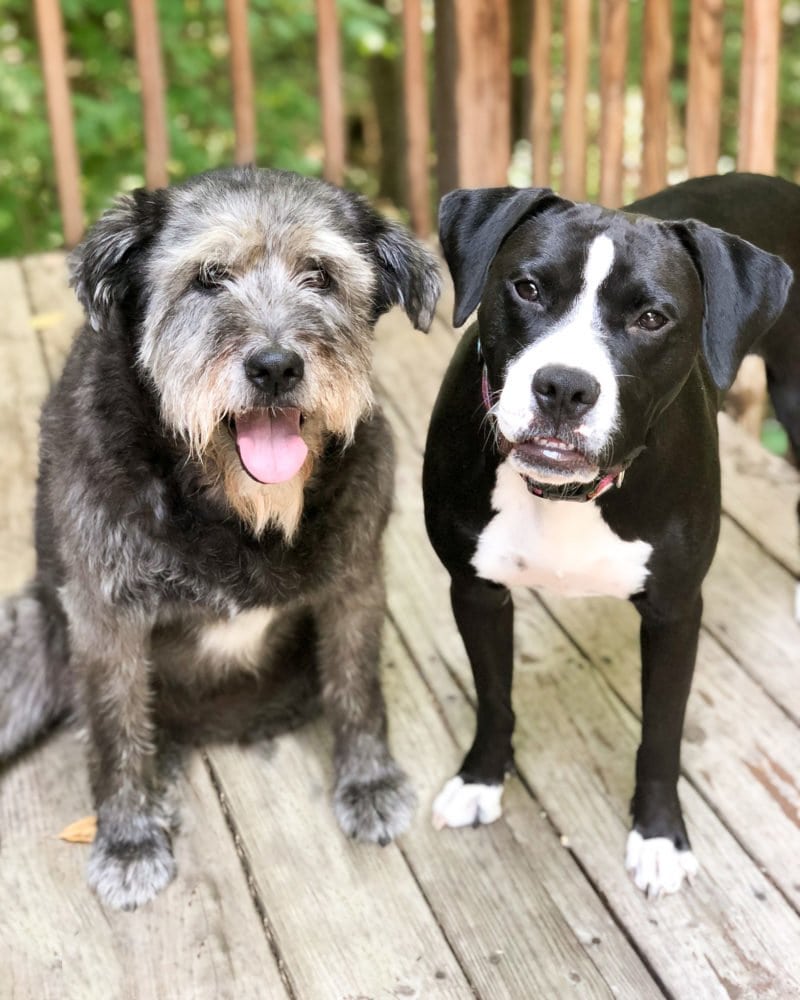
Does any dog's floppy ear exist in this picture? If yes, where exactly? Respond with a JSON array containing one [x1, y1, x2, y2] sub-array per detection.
[[69, 187, 167, 331], [672, 219, 793, 391], [371, 218, 442, 332], [439, 186, 568, 327]]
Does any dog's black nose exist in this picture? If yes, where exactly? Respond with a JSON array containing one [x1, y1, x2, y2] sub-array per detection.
[[244, 348, 305, 397], [532, 365, 600, 420]]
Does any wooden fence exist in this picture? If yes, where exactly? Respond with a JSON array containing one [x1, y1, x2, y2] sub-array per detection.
[[34, 0, 783, 247]]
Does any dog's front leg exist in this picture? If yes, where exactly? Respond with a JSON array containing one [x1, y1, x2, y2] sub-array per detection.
[[626, 595, 702, 897], [66, 589, 175, 910], [315, 573, 415, 845], [432, 574, 515, 830]]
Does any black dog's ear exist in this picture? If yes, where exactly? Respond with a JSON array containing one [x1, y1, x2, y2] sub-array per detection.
[[672, 220, 793, 391], [439, 186, 568, 327], [371, 218, 442, 332], [69, 187, 168, 331]]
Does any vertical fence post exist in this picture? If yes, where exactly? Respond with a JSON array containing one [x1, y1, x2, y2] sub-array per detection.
[[599, 0, 629, 207], [402, 0, 431, 237], [130, 0, 170, 189], [737, 0, 781, 173], [316, 0, 345, 186], [33, 0, 84, 247], [434, 0, 510, 193], [730, 0, 782, 438], [562, 0, 591, 201], [226, 0, 257, 165], [686, 0, 723, 177], [529, 0, 552, 189], [640, 0, 672, 197]]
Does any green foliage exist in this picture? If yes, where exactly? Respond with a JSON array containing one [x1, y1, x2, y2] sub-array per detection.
[[3, 0, 800, 255], [0, 0, 398, 255]]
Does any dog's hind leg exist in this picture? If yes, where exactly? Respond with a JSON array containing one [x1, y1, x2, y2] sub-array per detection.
[[0, 582, 72, 761], [315, 572, 416, 845]]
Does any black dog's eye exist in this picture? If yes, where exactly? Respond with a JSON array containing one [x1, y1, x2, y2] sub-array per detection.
[[634, 309, 668, 332], [513, 279, 540, 303], [300, 262, 332, 291], [194, 262, 231, 293]]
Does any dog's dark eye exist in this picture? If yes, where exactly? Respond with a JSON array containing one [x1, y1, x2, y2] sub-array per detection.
[[194, 262, 231, 293], [301, 263, 332, 291], [635, 309, 668, 332], [513, 279, 540, 303]]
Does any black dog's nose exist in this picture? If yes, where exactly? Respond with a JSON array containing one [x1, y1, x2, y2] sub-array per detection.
[[532, 364, 600, 420], [244, 348, 304, 397]]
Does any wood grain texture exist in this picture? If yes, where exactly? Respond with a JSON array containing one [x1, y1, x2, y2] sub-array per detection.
[[562, 0, 591, 200], [402, 0, 432, 237], [130, 0, 170, 189], [718, 412, 800, 577], [639, 0, 672, 197], [20, 252, 83, 382], [0, 732, 290, 1000], [434, 0, 511, 192], [529, 0, 553, 188], [737, 0, 781, 173], [686, 0, 724, 177], [226, 0, 257, 165], [0, 261, 50, 590], [315, 0, 345, 185], [599, 0, 630, 207], [206, 732, 475, 999]]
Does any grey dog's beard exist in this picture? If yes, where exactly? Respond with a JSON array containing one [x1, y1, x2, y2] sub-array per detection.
[[199, 417, 325, 541]]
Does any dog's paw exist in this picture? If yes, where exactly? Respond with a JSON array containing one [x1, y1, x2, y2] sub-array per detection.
[[334, 762, 416, 846], [87, 825, 176, 910], [625, 829, 698, 897], [431, 775, 504, 830]]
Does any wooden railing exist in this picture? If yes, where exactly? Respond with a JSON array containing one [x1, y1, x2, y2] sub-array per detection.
[[33, 0, 783, 248]]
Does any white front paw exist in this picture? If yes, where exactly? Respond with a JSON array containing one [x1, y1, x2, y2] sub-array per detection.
[[625, 829, 699, 897], [431, 776, 504, 830]]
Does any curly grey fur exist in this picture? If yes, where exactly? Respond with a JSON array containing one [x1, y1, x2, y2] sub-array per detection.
[[0, 167, 439, 909]]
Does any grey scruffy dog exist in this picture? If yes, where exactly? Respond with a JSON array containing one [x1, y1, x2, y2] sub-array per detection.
[[0, 166, 440, 909]]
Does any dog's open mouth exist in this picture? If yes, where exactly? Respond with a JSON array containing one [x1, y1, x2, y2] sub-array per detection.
[[231, 408, 308, 484], [507, 434, 598, 479]]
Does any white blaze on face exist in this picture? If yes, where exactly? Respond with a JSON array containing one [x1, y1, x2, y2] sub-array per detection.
[[495, 233, 619, 459]]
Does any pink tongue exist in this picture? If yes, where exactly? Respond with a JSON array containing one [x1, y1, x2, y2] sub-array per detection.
[[235, 409, 308, 484]]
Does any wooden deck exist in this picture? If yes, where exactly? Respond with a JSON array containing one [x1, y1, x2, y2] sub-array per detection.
[[1, 252, 800, 1000]]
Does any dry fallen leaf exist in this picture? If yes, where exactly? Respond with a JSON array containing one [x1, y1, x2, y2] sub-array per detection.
[[57, 815, 97, 844], [30, 311, 64, 331]]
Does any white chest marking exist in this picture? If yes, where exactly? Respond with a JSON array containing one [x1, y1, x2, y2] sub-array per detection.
[[197, 606, 274, 668], [472, 461, 652, 599]]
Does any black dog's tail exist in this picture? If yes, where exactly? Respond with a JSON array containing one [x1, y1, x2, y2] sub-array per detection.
[[0, 583, 72, 760]]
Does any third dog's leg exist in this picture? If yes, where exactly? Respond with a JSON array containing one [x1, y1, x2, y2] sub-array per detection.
[[433, 574, 514, 829], [315, 572, 415, 844], [65, 587, 175, 910], [626, 595, 702, 896]]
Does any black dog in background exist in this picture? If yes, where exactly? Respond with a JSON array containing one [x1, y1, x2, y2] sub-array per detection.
[[424, 173, 796, 895]]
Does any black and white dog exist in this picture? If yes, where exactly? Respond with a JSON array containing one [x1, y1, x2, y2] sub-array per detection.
[[423, 173, 797, 895]]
